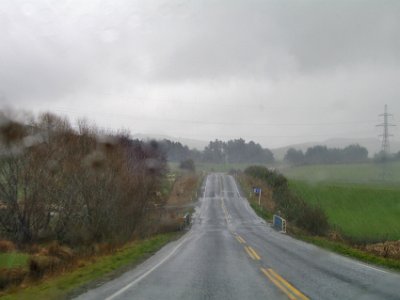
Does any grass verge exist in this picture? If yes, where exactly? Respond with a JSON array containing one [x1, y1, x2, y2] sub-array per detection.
[[250, 203, 273, 222], [0, 232, 181, 300], [248, 193, 400, 272], [0, 253, 29, 269], [297, 235, 400, 272], [237, 172, 400, 273]]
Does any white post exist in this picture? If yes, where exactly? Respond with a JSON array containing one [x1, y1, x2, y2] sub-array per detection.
[[258, 189, 262, 206]]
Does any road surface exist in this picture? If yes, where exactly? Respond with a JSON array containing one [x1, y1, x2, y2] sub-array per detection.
[[75, 173, 400, 300]]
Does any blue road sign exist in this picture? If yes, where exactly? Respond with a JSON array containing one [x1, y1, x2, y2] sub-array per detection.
[[253, 187, 261, 195]]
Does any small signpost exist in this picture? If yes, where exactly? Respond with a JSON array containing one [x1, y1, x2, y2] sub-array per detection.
[[253, 187, 262, 206]]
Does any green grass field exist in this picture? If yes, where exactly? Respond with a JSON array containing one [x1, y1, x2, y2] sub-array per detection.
[[290, 180, 400, 242], [281, 161, 400, 185], [0, 253, 29, 269]]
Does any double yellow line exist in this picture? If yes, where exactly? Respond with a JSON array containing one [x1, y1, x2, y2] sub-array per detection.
[[244, 246, 261, 260], [233, 232, 308, 299], [261, 268, 309, 300], [235, 235, 246, 244], [233, 233, 260, 260]]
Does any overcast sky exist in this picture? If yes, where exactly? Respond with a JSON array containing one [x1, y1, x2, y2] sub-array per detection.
[[0, 0, 399, 148]]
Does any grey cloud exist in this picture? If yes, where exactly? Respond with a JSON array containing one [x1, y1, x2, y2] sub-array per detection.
[[0, 0, 399, 149], [151, 0, 400, 81]]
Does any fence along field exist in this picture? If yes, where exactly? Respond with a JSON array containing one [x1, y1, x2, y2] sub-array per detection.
[[283, 162, 400, 243]]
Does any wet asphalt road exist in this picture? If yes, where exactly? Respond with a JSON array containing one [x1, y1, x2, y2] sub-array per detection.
[[75, 173, 400, 300]]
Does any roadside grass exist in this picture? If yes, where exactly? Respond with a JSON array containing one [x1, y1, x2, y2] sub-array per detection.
[[280, 161, 400, 185], [0, 232, 181, 300], [298, 235, 400, 272], [236, 174, 275, 220], [167, 173, 201, 206], [250, 203, 273, 222], [289, 180, 400, 242], [237, 171, 400, 272], [245, 188, 400, 272], [0, 253, 29, 269]]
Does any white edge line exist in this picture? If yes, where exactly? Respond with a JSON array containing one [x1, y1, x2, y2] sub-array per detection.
[[104, 234, 191, 300], [354, 261, 388, 274], [203, 175, 209, 199], [230, 175, 241, 198]]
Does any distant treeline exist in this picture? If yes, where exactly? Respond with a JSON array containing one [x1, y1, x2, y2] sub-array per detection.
[[374, 150, 400, 162], [161, 138, 274, 164], [284, 144, 369, 165], [161, 139, 375, 166], [0, 112, 167, 245]]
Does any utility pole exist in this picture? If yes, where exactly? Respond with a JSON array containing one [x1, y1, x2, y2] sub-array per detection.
[[376, 104, 395, 180]]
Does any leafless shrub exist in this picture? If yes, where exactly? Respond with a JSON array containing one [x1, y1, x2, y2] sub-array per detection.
[[28, 255, 63, 278], [46, 242, 74, 261], [0, 240, 15, 252], [0, 110, 167, 247], [0, 268, 28, 290]]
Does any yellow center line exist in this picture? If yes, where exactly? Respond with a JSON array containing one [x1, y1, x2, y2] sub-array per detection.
[[261, 268, 297, 300], [237, 236, 246, 244], [233, 233, 247, 244], [267, 268, 309, 300], [260, 268, 309, 300], [221, 198, 232, 224], [247, 246, 261, 260], [244, 246, 257, 260]]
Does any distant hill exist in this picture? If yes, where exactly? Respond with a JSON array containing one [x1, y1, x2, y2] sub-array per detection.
[[271, 138, 400, 160], [131, 133, 208, 150]]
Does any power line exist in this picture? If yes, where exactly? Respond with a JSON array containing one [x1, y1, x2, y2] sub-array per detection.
[[53, 107, 376, 127]]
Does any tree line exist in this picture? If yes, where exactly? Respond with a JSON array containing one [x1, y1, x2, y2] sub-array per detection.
[[284, 144, 369, 165], [374, 150, 400, 163], [161, 138, 275, 164], [162, 139, 373, 166], [0, 112, 167, 246]]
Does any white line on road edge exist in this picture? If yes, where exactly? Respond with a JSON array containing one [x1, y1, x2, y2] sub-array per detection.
[[204, 175, 209, 199], [104, 234, 192, 300], [230, 175, 241, 198], [353, 261, 388, 274]]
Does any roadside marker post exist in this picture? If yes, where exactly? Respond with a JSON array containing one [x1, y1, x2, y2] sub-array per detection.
[[273, 215, 287, 233]]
